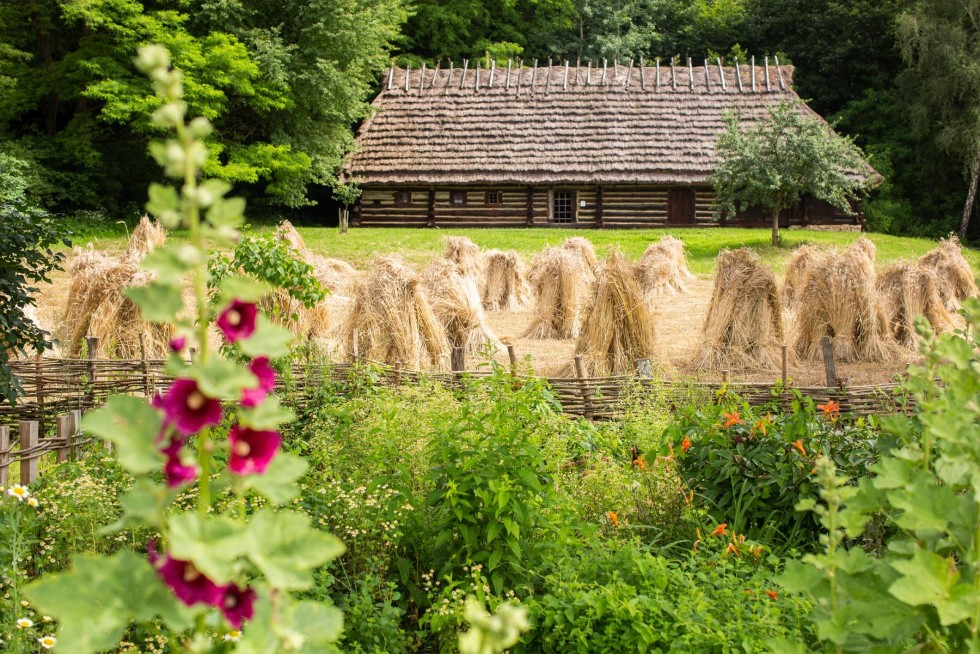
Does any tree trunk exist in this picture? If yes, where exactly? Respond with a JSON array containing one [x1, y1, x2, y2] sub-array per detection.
[[771, 210, 779, 246], [960, 146, 980, 239]]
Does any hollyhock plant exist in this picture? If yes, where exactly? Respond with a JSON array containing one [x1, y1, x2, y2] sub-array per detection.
[[228, 425, 281, 475], [169, 335, 187, 352], [149, 545, 224, 608], [216, 299, 258, 343], [162, 440, 198, 487], [221, 583, 257, 628], [241, 356, 276, 407], [155, 379, 222, 435]]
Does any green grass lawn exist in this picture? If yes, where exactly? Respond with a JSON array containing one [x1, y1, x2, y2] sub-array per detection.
[[74, 224, 980, 275]]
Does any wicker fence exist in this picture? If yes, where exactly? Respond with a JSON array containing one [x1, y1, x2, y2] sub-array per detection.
[[0, 411, 94, 488]]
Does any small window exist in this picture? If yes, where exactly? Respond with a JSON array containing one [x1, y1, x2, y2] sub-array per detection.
[[372, 199, 381, 207], [485, 191, 503, 205], [553, 191, 575, 223], [450, 191, 467, 205], [394, 191, 411, 205]]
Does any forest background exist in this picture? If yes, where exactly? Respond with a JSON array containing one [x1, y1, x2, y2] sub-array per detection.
[[1, 0, 976, 240]]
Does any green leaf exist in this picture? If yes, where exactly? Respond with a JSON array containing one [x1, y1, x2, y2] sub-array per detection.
[[102, 478, 171, 532], [146, 183, 180, 225], [247, 510, 345, 590], [126, 281, 184, 323], [25, 551, 194, 653], [238, 395, 296, 431], [218, 275, 271, 303], [242, 452, 307, 503], [890, 548, 979, 626], [186, 355, 254, 400], [142, 245, 205, 283], [207, 196, 247, 228], [81, 396, 162, 475], [238, 315, 294, 358], [168, 513, 250, 583]]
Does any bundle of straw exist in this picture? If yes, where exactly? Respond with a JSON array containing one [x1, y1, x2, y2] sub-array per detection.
[[573, 249, 656, 376], [422, 259, 500, 354], [849, 237, 878, 278], [274, 219, 357, 295], [482, 249, 531, 311], [636, 235, 695, 299], [781, 244, 819, 308], [341, 255, 448, 369], [443, 236, 483, 283], [523, 246, 593, 339], [692, 249, 784, 370], [918, 236, 978, 311], [794, 247, 896, 363], [125, 215, 166, 260], [877, 261, 955, 350], [562, 236, 599, 273], [275, 220, 308, 254]]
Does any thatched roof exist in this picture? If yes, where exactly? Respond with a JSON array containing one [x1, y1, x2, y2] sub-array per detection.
[[344, 59, 878, 186]]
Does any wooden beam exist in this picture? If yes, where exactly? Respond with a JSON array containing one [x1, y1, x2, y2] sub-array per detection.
[[546, 57, 552, 94], [386, 67, 393, 91], [0, 426, 9, 490], [587, 60, 592, 85], [575, 58, 580, 85], [671, 57, 676, 90], [687, 57, 694, 91], [734, 57, 743, 92], [531, 59, 538, 94], [703, 59, 711, 91], [430, 60, 440, 90], [20, 421, 38, 486], [717, 57, 726, 91], [418, 61, 425, 96], [639, 56, 646, 90], [602, 58, 607, 86], [563, 60, 569, 90], [474, 60, 480, 90], [488, 60, 495, 87], [821, 336, 838, 387], [775, 55, 785, 90], [751, 55, 756, 92], [765, 56, 770, 92], [574, 355, 594, 421], [625, 59, 634, 89], [505, 59, 512, 90], [451, 347, 465, 374], [404, 62, 410, 92], [445, 61, 454, 95], [459, 59, 468, 89], [656, 57, 661, 89]]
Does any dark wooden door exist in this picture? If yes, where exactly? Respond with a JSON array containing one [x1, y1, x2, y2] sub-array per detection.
[[667, 189, 695, 225]]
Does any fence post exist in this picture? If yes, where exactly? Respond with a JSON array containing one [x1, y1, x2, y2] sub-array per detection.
[[821, 336, 838, 388], [574, 355, 594, 421], [69, 410, 82, 460], [0, 426, 9, 491], [392, 361, 403, 386], [19, 421, 38, 486], [636, 358, 653, 378], [451, 347, 466, 377], [506, 344, 517, 374], [351, 327, 359, 362], [781, 345, 789, 388], [35, 353, 44, 431], [139, 332, 152, 397], [86, 336, 100, 407], [56, 414, 71, 464], [722, 369, 730, 384]]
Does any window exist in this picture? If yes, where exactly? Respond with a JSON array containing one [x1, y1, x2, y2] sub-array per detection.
[[485, 191, 503, 205], [394, 191, 411, 205], [450, 191, 467, 205], [372, 199, 381, 207], [553, 191, 575, 223]]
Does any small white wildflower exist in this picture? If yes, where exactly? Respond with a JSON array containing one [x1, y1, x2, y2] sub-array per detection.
[[16, 618, 33, 628], [38, 635, 57, 649], [8, 485, 30, 501], [223, 630, 241, 642]]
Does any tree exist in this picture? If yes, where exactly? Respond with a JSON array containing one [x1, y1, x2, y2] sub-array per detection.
[[711, 101, 873, 246], [898, 0, 980, 238]]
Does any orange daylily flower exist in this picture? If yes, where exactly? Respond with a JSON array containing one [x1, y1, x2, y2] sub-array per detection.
[[710, 523, 728, 537], [766, 590, 778, 600], [681, 436, 692, 453], [817, 400, 840, 417], [632, 454, 648, 471], [723, 412, 744, 429], [725, 542, 740, 557], [755, 416, 769, 436], [608, 511, 619, 527], [753, 546, 764, 557], [792, 440, 806, 456]]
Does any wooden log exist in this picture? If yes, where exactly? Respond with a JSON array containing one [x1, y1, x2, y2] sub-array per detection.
[[734, 57, 743, 92], [688, 58, 694, 91], [56, 414, 71, 463], [639, 56, 645, 90], [474, 61, 480, 90], [671, 57, 676, 90], [574, 355, 594, 421], [393, 361, 403, 386], [563, 59, 569, 90], [35, 353, 43, 432], [751, 55, 756, 92], [595, 184, 604, 227], [774, 55, 785, 90], [717, 57, 726, 91], [451, 347, 466, 375], [722, 369, 730, 384], [625, 59, 634, 88], [446, 61, 454, 95], [20, 421, 38, 486], [418, 62, 426, 96], [781, 345, 789, 388], [545, 58, 552, 94], [459, 59, 468, 89], [587, 60, 591, 85], [0, 426, 9, 490], [602, 59, 607, 86], [821, 336, 838, 387], [765, 56, 770, 92], [507, 345, 517, 371], [404, 62, 410, 92], [139, 332, 151, 397], [488, 60, 495, 88], [531, 59, 537, 93], [505, 59, 512, 90], [386, 67, 393, 91]]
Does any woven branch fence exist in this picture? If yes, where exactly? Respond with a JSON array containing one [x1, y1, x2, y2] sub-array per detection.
[[0, 410, 96, 488]]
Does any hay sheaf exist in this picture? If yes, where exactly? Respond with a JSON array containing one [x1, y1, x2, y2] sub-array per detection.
[[341, 255, 448, 369], [919, 236, 978, 311], [781, 244, 819, 309], [877, 262, 955, 350], [637, 235, 695, 299], [443, 236, 483, 282], [794, 247, 897, 363], [275, 220, 308, 254], [422, 259, 500, 354], [482, 249, 532, 311], [125, 215, 166, 260], [523, 247, 593, 339], [561, 236, 599, 273], [573, 249, 656, 376], [692, 249, 784, 371]]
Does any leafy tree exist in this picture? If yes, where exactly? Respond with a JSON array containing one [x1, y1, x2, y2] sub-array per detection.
[[898, 0, 980, 238], [712, 101, 873, 246], [0, 204, 69, 406]]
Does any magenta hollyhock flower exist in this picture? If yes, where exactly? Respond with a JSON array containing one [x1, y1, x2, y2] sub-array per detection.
[[156, 379, 222, 435], [149, 544, 225, 608], [162, 440, 198, 487], [169, 335, 187, 353], [216, 300, 258, 344], [228, 425, 281, 475], [221, 584, 257, 628], [241, 357, 276, 407]]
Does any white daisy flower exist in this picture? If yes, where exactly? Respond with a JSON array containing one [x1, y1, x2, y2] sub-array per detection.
[[38, 635, 57, 649]]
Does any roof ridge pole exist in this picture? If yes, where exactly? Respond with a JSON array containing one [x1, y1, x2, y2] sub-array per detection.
[[386, 66, 393, 91], [764, 56, 770, 92], [475, 60, 481, 91], [545, 58, 552, 94], [625, 59, 634, 90], [601, 59, 607, 86], [460, 59, 468, 90], [703, 58, 711, 91], [587, 60, 592, 85], [774, 55, 785, 90], [656, 57, 661, 90], [505, 59, 512, 90], [751, 55, 756, 92], [688, 57, 694, 91], [575, 58, 580, 85], [671, 57, 676, 90], [614, 59, 619, 80], [431, 60, 441, 90], [531, 59, 538, 94], [404, 62, 411, 92], [446, 60, 454, 95], [563, 60, 569, 90], [516, 59, 524, 95], [734, 57, 743, 92], [717, 57, 726, 92], [418, 61, 425, 96], [489, 60, 495, 88], [639, 56, 646, 90]]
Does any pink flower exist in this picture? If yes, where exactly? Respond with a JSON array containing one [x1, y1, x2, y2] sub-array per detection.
[[162, 440, 198, 487], [228, 425, 281, 476], [220, 584, 257, 628], [169, 336, 187, 353], [216, 300, 257, 344], [241, 357, 276, 407], [156, 379, 222, 435], [149, 544, 224, 608]]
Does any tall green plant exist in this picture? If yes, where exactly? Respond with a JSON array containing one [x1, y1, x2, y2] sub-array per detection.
[[21, 46, 345, 652]]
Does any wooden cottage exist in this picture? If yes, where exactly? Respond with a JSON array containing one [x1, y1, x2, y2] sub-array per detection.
[[343, 58, 877, 229]]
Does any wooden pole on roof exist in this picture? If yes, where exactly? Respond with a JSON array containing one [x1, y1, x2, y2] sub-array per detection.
[[687, 58, 694, 91], [734, 57, 743, 92], [475, 60, 481, 90], [418, 61, 425, 96], [751, 56, 756, 92], [489, 60, 495, 87], [614, 59, 619, 80], [639, 57, 645, 90], [563, 60, 569, 90], [431, 60, 440, 90], [671, 57, 676, 90], [446, 60, 454, 95], [655, 58, 660, 89], [546, 58, 552, 94], [765, 56, 770, 92], [531, 59, 538, 93], [575, 58, 580, 85], [717, 57, 726, 91], [703, 59, 711, 91], [587, 60, 592, 85], [601, 59, 607, 85], [517, 59, 524, 95], [404, 62, 411, 92], [505, 59, 512, 90], [386, 67, 394, 91], [774, 55, 785, 90], [460, 59, 468, 89], [625, 59, 634, 89]]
